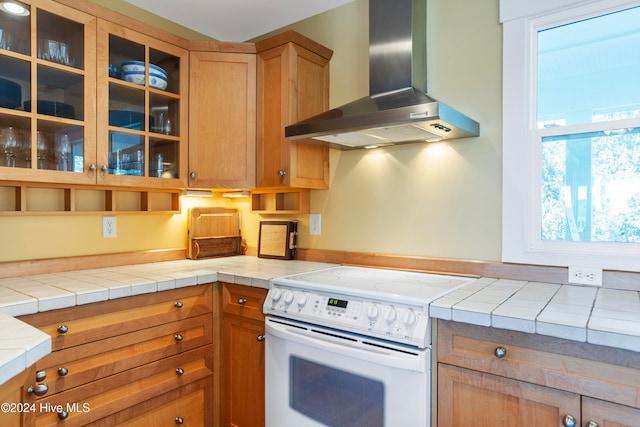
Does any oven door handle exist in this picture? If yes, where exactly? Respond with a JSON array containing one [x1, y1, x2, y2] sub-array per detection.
[[266, 318, 427, 372]]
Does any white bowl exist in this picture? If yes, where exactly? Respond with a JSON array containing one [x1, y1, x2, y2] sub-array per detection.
[[122, 71, 145, 85], [149, 74, 168, 90], [149, 63, 168, 79], [121, 61, 145, 73]]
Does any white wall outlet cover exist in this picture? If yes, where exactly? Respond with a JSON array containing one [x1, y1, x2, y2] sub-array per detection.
[[310, 213, 321, 235], [102, 216, 117, 238]]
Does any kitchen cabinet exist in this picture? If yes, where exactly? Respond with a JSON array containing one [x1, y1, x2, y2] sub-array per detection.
[[437, 320, 640, 427], [0, 0, 97, 185], [255, 31, 331, 190], [0, 366, 34, 427], [188, 50, 256, 189], [221, 283, 267, 427], [97, 19, 188, 188], [18, 284, 215, 426]]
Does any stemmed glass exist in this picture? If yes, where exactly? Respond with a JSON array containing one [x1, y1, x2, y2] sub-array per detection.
[[55, 134, 72, 171], [0, 127, 19, 167], [37, 131, 54, 169]]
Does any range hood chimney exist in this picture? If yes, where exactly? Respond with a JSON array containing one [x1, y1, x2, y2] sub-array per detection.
[[285, 0, 479, 150]]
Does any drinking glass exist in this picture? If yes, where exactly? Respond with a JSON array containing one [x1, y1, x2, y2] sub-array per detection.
[[1, 127, 19, 167], [55, 134, 72, 171]]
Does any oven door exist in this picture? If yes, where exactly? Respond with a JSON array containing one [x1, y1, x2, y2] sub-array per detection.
[[265, 316, 430, 427]]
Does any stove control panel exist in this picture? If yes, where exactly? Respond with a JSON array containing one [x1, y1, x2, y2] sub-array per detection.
[[263, 284, 431, 347]]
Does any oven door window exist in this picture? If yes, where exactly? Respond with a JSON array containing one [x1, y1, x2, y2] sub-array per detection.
[[290, 356, 384, 427]]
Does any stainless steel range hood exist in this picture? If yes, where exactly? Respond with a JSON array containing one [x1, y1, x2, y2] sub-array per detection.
[[285, 0, 479, 150]]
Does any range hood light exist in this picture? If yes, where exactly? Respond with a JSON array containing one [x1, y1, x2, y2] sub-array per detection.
[[365, 145, 379, 149]]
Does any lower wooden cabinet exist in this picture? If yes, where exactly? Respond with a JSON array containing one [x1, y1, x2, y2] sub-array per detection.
[[0, 366, 35, 427], [16, 284, 215, 427], [221, 283, 267, 427], [437, 320, 640, 427]]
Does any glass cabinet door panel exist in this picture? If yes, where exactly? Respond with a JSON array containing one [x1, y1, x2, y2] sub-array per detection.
[[37, 121, 83, 172], [37, 9, 84, 68], [109, 84, 147, 130], [108, 131, 144, 176], [0, 55, 29, 111], [0, 1, 30, 55], [0, 114, 29, 168], [150, 93, 178, 136], [108, 34, 144, 83], [33, 65, 83, 120], [149, 138, 179, 178], [149, 48, 179, 95]]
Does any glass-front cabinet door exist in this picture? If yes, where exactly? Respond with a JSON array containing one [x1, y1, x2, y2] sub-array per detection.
[[97, 20, 188, 187], [0, 0, 96, 184]]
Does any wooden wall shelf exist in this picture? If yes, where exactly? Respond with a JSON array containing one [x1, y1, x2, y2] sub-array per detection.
[[250, 188, 310, 214], [0, 182, 180, 214]]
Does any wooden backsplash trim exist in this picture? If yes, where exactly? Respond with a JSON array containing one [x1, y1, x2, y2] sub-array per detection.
[[296, 248, 640, 290], [0, 249, 185, 279]]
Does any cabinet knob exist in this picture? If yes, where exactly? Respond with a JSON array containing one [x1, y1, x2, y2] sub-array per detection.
[[190, 172, 196, 179], [494, 347, 507, 358], [562, 414, 576, 427], [174, 301, 183, 308], [101, 165, 108, 172], [35, 370, 47, 382], [27, 383, 49, 396], [88, 164, 97, 171], [58, 367, 69, 377], [58, 411, 69, 420], [175, 417, 184, 425], [238, 298, 247, 305], [586, 422, 599, 427], [57, 324, 69, 334], [278, 169, 286, 177], [257, 334, 266, 342], [174, 334, 183, 342], [175, 368, 184, 376]]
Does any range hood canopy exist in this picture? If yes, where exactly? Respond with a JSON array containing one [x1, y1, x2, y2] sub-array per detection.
[[285, 0, 479, 150]]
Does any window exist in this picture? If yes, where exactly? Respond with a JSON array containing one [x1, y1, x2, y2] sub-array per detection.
[[502, 0, 640, 271]]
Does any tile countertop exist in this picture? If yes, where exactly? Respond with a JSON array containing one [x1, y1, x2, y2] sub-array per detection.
[[0, 256, 338, 386], [430, 277, 640, 353]]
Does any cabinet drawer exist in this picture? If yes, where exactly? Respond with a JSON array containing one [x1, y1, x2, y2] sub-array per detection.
[[222, 283, 267, 321], [437, 320, 640, 409], [31, 345, 213, 427], [32, 314, 212, 396], [19, 284, 213, 351], [85, 379, 208, 427]]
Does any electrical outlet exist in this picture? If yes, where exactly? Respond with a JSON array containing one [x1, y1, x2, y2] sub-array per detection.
[[102, 216, 117, 238], [568, 265, 602, 286], [310, 213, 321, 235]]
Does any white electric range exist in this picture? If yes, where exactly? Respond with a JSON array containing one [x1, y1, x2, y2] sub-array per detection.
[[263, 266, 477, 427]]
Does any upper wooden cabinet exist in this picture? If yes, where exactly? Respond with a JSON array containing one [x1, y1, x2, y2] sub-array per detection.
[[0, 0, 97, 185], [97, 20, 189, 188], [255, 31, 332, 189], [188, 49, 256, 189]]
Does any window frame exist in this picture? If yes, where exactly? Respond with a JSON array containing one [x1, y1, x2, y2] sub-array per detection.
[[502, 0, 640, 272]]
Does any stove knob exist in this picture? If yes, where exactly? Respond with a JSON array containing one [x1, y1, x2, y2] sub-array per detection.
[[270, 288, 282, 302], [296, 294, 308, 307], [402, 309, 417, 326], [385, 307, 397, 323], [367, 304, 380, 320], [283, 290, 294, 305]]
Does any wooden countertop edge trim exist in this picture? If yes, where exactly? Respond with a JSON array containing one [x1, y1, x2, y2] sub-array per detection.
[[0, 248, 185, 279]]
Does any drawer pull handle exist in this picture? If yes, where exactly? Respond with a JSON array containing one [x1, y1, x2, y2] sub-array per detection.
[[27, 383, 49, 396], [35, 370, 47, 382], [176, 368, 185, 376], [494, 347, 507, 358], [58, 367, 69, 377], [174, 334, 183, 342], [175, 417, 184, 424], [587, 422, 599, 427], [174, 301, 183, 308], [562, 414, 576, 427], [238, 298, 247, 304], [58, 411, 69, 420], [257, 334, 266, 342], [57, 325, 69, 334]]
